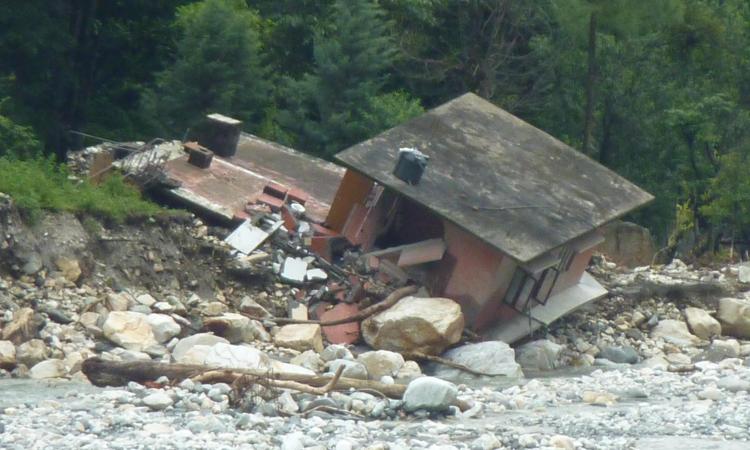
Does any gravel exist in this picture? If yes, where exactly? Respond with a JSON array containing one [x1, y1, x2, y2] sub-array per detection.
[[2, 361, 749, 449]]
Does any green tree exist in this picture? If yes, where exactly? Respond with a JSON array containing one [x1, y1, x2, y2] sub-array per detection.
[[0, 109, 41, 158], [145, 0, 270, 135], [278, 0, 422, 157]]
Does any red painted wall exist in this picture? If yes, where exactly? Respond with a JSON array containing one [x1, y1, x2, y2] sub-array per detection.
[[437, 221, 510, 327]]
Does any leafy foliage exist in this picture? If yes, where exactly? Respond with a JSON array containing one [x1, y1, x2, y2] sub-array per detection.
[[0, 155, 164, 222], [145, 0, 270, 135], [1, 0, 750, 252], [277, 0, 422, 157]]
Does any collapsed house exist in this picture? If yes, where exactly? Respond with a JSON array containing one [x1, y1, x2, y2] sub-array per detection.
[[71, 95, 653, 344], [324, 93, 653, 342]]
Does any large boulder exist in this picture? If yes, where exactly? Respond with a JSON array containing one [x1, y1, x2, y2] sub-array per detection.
[[172, 333, 229, 362], [437, 341, 523, 378], [146, 314, 181, 344], [403, 376, 457, 412], [597, 345, 639, 365], [0, 340, 16, 369], [274, 324, 323, 353], [203, 343, 271, 371], [683, 307, 721, 340], [739, 263, 750, 284], [356, 350, 404, 380], [106, 292, 132, 312], [362, 296, 464, 355], [203, 313, 269, 344], [1, 307, 42, 345], [16, 339, 49, 367], [326, 359, 369, 380], [597, 221, 655, 268], [717, 297, 750, 339], [29, 359, 67, 379], [238, 296, 271, 318], [693, 339, 741, 363], [55, 257, 82, 283], [516, 340, 564, 371], [650, 319, 701, 347], [102, 311, 157, 351]]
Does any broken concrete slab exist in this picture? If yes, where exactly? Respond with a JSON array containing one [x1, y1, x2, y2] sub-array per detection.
[[305, 268, 328, 282], [224, 220, 270, 254], [281, 257, 308, 284]]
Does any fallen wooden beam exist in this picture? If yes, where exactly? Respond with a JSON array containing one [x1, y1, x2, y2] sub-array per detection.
[[81, 357, 406, 399]]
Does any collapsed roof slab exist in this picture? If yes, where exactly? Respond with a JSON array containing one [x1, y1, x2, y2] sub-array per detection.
[[336, 93, 654, 264], [163, 133, 344, 223]]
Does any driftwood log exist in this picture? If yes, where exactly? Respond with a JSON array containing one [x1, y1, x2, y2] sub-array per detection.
[[81, 357, 406, 399], [246, 285, 419, 326]]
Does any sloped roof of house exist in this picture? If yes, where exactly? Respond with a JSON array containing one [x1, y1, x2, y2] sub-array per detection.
[[335, 93, 653, 263]]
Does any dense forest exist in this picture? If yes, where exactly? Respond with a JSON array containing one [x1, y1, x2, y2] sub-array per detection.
[[0, 0, 748, 253]]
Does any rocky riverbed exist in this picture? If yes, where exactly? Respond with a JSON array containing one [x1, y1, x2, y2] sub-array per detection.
[[2, 358, 750, 449]]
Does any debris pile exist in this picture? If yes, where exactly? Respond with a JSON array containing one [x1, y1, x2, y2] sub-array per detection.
[[519, 257, 750, 373], [0, 192, 493, 419]]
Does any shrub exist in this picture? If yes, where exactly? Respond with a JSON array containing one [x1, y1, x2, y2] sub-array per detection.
[[0, 154, 165, 222]]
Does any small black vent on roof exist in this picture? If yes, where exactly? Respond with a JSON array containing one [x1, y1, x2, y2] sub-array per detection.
[[393, 147, 429, 185]]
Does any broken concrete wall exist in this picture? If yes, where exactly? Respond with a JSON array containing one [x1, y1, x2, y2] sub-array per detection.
[[435, 221, 510, 328]]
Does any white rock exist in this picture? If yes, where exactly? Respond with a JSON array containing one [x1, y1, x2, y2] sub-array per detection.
[[152, 302, 175, 314], [106, 292, 132, 311], [357, 350, 404, 380], [271, 360, 317, 377], [0, 340, 16, 368], [274, 324, 323, 352], [143, 392, 174, 411], [238, 296, 271, 318], [395, 360, 423, 384], [717, 297, 750, 339], [326, 359, 369, 380], [146, 314, 181, 344], [516, 340, 563, 371], [102, 311, 157, 351], [16, 339, 48, 367], [281, 432, 305, 450], [178, 345, 213, 365], [651, 319, 701, 347], [683, 307, 721, 340], [321, 344, 353, 362], [203, 343, 271, 371], [135, 293, 157, 307], [290, 350, 324, 372], [29, 359, 67, 379], [438, 341, 524, 377], [362, 296, 464, 354], [739, 263, 750, 283], [172, 333, 228, 362], [403, 376, 457, 412], [550, 435, 576, 450], [203, 313, 269, 343]]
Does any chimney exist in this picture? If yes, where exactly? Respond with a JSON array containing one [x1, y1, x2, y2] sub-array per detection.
[[194, 113, 242, 157], [185, 141, 214, 169], [393, 147, 429, 185]]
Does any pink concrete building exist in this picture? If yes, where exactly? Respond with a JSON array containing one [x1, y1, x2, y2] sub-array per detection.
[[325, 93, 653, 343]]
